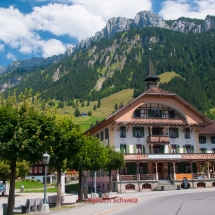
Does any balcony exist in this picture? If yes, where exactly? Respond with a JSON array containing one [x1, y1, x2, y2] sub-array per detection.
[[147, 135, 170, 144], [131, 118, 186, 126]]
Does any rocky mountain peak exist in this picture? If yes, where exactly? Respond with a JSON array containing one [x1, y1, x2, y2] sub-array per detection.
[[3, 11, 215, 73]]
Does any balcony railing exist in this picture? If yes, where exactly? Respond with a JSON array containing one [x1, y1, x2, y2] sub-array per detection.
[[132, 117, 186, 125], [147, 135, 170, 143], [112, 174, 156, 181]]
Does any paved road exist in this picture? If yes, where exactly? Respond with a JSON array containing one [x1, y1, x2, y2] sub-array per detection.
[[96, 190, 215, 215], [1, 188, 215, 214]]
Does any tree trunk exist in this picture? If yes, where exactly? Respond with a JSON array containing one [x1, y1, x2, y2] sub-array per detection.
[[78, 169, 83, 201], [109, 169, 112, 192], [56, 168, 62, 208], [6, 160, 16, 215]]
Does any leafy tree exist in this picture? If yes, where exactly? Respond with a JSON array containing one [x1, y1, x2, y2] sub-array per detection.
[[70, 136, 109, 200], [97, 99, 101, 108], [114, 103, 118, 110], [48, 101, 55, 106], [58, 101, 64, 108], [87, 111, 92, 116], [47, 116, 82, 208], [67, 100, 74, 106], [74, 107, 80, 117], [104, 146, 125, 191], [0, 91, 55, 215], [93, 104, 96, 110], [81, 101, 85, 107], [87, 100, 90, 106]]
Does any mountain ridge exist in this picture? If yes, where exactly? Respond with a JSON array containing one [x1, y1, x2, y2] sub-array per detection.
[[4, 11, 215, 73]]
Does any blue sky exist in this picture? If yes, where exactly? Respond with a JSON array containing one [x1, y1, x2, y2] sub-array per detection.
[[0, 0, 214, 68]]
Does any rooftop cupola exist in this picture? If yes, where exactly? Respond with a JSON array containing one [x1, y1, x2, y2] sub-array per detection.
[[144, 58, 160, 89]]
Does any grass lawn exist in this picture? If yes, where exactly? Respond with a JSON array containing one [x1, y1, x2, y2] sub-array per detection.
[[15, 180, 46, 189], [20, 187, 57, 193], [158, 71, 183, 85], [48, 89, 134, 132]]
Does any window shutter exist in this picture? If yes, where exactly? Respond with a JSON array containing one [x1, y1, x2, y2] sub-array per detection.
[[142, 145, 145, 153], [169, 145, 172, 153], [161, 145, 165, 153], [204, 136, 206, 143], [132, 127, 135, 137], [176, 128, 179, 138], [148, 110, 152, 117], [205, 148, 207, 153], [126, 145, 129, 154], [191, 145, 194, 153], [120, 145, 124, 153], [133, 145, 136, 153], [177, 145, 180, 153], [183, 145, 186, 153], [141, 127, 144, 137], [159, 110, 162, 118]]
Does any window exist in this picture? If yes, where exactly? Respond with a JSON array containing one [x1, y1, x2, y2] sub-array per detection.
[[136, 145, 142, 154], [169, 128, 179, 138], [105, 128, 109, 139], [151, 109, 162, 118], [96, 133, 99, 139], [184, 128, 190, 139], [133, 127, 144, 138], [153, 146, 160, 153], [169, 110, 175, 118], [186, 146, 191, 153], [171, 145, 176, 153], [120, 127, 126, 138], [101, 169, 104, 177], [211, 136, 215, 144], [97, 170, 100, 177], [34, 167, 37, 173], [100, 131, 104, 141], [134, 109, 141, 117], [199, 136, 206, 144], [200, 148, 207, 153], [29, 167, 32, 173], [183, 145, 194, 153], [39, 167, 43, 173]]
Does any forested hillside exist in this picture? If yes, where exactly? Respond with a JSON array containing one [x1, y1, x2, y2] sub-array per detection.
[[3, 27, 215, 118]]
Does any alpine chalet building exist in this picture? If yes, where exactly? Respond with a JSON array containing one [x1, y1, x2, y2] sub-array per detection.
[[84, 59, 215, 192]]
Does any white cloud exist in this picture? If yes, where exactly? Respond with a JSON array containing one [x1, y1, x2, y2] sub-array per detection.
[[6, 53, 16, 61], [29, 3, 105, 40], [39, 39, 67, 57], [0, 0, 153, 60], [71, 0, 152, 20], [0, 44, 4, 52], [159, 0, 215, 20]]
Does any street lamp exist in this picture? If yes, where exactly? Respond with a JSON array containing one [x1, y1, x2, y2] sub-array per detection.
[[41, 152, 50, 213]]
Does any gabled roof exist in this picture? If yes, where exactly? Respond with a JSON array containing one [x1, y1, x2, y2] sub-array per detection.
[[145, 87, 174, 95], [85, 87, 214, 134], [199, 121, 215, 135]]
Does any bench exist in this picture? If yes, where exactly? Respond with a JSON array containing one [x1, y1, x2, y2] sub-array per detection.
[[21, 198, 43, 213]]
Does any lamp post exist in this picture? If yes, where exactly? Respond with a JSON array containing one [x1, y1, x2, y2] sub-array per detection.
[[41, 152, 50, 213]]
